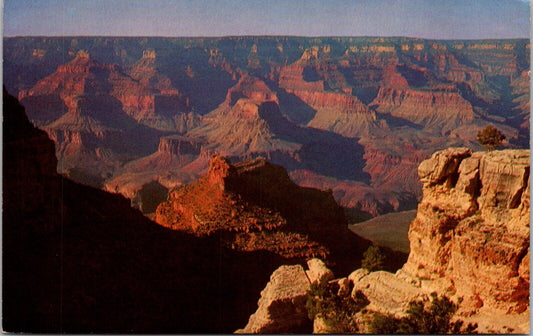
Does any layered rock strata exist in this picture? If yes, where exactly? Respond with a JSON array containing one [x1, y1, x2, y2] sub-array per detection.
[[403, 147, 530, 313], [241, 148, 530, 334], [155, 155, 371, 269]]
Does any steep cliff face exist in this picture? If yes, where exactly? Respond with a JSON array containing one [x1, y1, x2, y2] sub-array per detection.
[[116, 49, 199, 131], [2, 89, 297, 333], [189, 75, 301, 157], [371, 87, 475, 133], [156, 155, 371, 272], [278, 50, 381, 137], [241, 147, 530, 334], [403, 148, 529, 314]]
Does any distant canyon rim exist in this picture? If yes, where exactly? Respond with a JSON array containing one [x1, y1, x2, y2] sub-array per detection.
[[4, 36, 529, 220]]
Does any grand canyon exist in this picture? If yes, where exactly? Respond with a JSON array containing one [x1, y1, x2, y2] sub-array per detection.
[[3, 35, 530, 333]]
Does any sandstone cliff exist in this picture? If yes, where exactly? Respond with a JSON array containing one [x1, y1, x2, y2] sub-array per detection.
[[241, 148, 530, 334], [403, 148, 529, 314], [237, 258, 335, 334], [370, 87, 475, 134]]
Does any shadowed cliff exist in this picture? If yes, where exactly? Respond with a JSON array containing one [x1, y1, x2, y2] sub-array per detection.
[[2, 88, 291, 333]]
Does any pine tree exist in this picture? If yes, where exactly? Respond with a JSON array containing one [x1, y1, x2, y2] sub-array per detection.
[[477, 125, 506, 151]]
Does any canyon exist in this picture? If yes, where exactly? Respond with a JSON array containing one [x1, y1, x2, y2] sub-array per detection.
[[3, 36, 529, 333], [2, 89, 296, 333], [4, 36, 529, 218]]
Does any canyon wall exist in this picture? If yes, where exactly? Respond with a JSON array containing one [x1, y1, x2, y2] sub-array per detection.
[[242, 148, 530, 333]]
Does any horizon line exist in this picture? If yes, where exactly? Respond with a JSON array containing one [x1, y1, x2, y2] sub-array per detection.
[[3, 34, 531, 41]]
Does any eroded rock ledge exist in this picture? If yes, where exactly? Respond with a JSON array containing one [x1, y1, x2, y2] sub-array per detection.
[[240, 148, 530, 334], [403, 147, 529, 314]]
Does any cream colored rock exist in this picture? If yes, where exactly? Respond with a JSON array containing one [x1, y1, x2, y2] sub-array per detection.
[[237, 264, 311, 333], [306, 258, 334, 284], [351, 270, 423, 316], [404, 148, 530, 314], [336, 277, 351, 297], [348, 268, 369, 283], [313, 315, 335, 334], [418, 147, 471, 186]]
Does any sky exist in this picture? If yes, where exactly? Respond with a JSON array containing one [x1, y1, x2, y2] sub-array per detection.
[[3, 0, 531, 39]]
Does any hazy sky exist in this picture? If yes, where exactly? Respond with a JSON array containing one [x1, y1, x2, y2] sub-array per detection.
[[3, 0, 531, 39]]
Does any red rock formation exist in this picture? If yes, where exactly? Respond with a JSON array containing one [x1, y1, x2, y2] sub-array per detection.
[[381, 65, 410, 88], [189, 75, 301, 157], [225, 73, 278, 105], [371, 87, 475, 133], [279, 64, 325, 92], [114, 49, 197, 131], [20, 50, 197, 132], [156, 155, 371, 270], [278, 52, 380, 137]]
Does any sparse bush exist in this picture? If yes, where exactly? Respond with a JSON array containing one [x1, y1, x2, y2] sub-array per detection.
[[369, 292, 478, 334], [361, 245, 386, 272], [306, 278, 369, 333], [477, 125, 505, 151]]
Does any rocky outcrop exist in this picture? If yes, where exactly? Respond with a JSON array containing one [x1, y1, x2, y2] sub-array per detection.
[[237, 264, 312, 334], [155, 155, 371, 270], [241, 148, 530, 334], [403, 148, 530, 313], [225, 74, 278, 105], [188, 76, 302, 157], [238, 258, 339, 334]]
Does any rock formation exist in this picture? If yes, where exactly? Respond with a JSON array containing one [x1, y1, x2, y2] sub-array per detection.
[[237, 258, 334, 334], [117, 49, 199, 131], [155, 155, 372, 271], [356, 148, 530, 332], [370, 87, 475, 134], [236, 264, 312, 334], [403, 147, 530, 314], [278, 49, 382, 138], [188, 74, 301, 157], [240, 147, 530, 334], [7, 36, 529, 220]]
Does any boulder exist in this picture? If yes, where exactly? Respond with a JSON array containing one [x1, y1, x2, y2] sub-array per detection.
[[237, 265, 311, 333], [306, 258, 334, 284]]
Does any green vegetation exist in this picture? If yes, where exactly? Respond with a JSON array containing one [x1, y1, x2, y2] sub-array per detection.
[[306, 279, 369, 333], [361, 245, 387, 272], [477, 125, 506, 151], [349, 210, 416, 254], [370, 293, 478, 334]]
